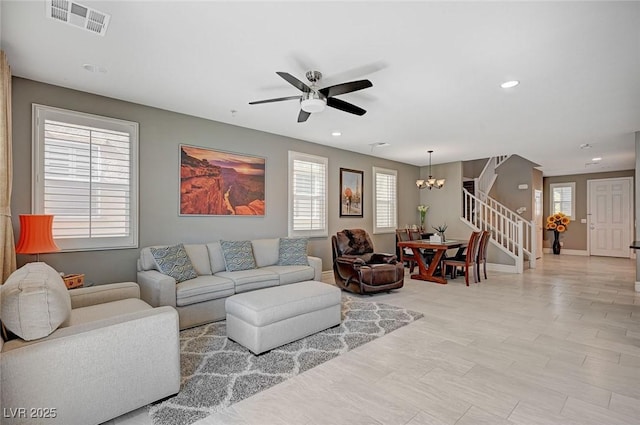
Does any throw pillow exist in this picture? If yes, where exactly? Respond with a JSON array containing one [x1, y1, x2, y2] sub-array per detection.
[[220, 240, 257, 272], [150, 243, 198, 283], [278, 237, 309, 266], [1, 262, 72, 341]]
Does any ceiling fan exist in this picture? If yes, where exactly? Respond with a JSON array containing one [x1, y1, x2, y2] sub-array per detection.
[[249, 70, 372, 122]]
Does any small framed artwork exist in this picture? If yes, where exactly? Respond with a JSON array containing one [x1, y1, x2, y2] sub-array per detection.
[[340, 168, 364, 217], [179, 144, 265, 216]]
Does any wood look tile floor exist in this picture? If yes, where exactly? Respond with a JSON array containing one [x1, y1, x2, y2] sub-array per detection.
[[109, 254, 640, 425]]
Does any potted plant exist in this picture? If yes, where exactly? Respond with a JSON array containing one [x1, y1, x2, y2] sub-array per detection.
[[432, 224, 448, 242]]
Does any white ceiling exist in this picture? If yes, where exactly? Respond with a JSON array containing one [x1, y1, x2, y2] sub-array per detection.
[[2, 1, 639, 176]]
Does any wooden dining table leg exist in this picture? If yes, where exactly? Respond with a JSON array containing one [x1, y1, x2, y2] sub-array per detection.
[[409, 247, 448, 284]]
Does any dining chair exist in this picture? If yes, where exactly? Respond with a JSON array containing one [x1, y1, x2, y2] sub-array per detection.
[[395, 229, 417, 272], [476, 230, 491, 280], [441, 231, 482, 286], [408, 227, 436, 267], [408, 228, 422, 241]]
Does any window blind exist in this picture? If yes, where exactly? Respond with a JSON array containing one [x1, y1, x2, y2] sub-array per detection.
[[551, 183, 575, 218], [289, 151, 328, 237], [44, 120, 131, 238], [373, 167, 397, 233], [33, 105, 138, 251]]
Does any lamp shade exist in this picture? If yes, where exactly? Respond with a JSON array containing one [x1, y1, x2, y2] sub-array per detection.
[[15, 214, 60, 254]]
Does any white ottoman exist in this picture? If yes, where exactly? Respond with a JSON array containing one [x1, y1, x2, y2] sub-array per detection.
[[225, 280, 341, 354]]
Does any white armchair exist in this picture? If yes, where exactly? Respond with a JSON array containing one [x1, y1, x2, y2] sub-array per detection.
[[1, 263, 180, 425]]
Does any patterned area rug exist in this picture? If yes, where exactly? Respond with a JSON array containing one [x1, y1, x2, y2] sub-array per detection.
[[149, 296, 423, 425]]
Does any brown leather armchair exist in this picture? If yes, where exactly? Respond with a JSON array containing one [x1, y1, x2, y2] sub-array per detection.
[[331, 229, 405, 294]]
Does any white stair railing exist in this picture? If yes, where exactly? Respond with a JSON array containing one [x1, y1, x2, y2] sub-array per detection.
[[483, 195, 536, 269], [475, 155, 511, 200], [495, 155, 509, 168], [462, 188, 536, 272], [475, 157, 498, 200]]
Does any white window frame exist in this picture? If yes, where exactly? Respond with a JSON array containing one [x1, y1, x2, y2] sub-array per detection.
[[32, 104, 139, 251], [288, 151, 328, 238], [373, 166, 398, 234], [549, 182, 575, 219]]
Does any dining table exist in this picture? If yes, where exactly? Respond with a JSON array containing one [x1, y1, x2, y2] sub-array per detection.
[[397, 239, 467, 284]]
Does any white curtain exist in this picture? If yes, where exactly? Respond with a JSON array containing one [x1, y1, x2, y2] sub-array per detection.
[[0, 50, 16, 282]]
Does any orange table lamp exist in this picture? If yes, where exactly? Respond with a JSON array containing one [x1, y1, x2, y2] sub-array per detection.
[[15, 214, 60, 261]]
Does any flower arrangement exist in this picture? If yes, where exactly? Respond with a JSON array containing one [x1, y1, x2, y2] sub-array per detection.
[[546, 212, 570, 233], [417, 204, 429, 228], [432, 224, 448, 241], [432, 224, 448, 234]]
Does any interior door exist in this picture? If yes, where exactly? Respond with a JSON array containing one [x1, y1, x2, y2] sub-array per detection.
[[534, 189, 543, 258], [588, 178, 632, 258]]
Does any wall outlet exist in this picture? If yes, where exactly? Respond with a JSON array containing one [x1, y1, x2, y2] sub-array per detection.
[[560, 241, 564, 247], [580, 218, 587, 224]]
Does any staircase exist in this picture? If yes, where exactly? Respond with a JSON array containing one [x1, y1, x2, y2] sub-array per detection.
[[475, 154, 509, 200], [462, 155, 536, 273]]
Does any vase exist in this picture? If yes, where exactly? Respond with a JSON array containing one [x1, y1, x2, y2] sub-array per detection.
[[552, 231, 561, 255], [440, 232, 446, 242]]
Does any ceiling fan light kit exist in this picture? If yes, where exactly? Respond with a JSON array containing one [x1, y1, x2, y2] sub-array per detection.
[[249, 70, 372, 122], [417, 150, 445, 190], [300, 92, 326, 113]]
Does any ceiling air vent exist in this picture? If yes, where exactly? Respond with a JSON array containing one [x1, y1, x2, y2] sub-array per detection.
[[46, 0, 111, 36]]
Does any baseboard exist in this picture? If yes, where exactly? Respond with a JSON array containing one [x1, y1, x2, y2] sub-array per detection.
[[321, 270, 334, 283], [542, 248, 588, 256], [486, 263, 518, 273]]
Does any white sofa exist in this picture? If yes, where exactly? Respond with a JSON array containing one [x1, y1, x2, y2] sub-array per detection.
[[1, 262, 180, 425], [137, 238, 322, 329]]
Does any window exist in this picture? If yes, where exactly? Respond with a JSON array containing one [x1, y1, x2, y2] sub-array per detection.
[[373, 167, 397, 234], [32, 104, 139, 251], [550, 182, 575, 219], [288, 151, 328, 237]]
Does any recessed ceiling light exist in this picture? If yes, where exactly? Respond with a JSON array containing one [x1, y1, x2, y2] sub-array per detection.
[[592, 157, 602, 161], [579, 143, 592, 149], [500, 80, 520, 89], [331, 131, 342, 137]]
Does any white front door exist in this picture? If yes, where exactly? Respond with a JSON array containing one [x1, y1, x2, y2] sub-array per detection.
[[588, 177, 633, 258], [534, 189, 543, 259]]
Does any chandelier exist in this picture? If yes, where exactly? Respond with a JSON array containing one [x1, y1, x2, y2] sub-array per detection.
[[416, 150, 445, 190]]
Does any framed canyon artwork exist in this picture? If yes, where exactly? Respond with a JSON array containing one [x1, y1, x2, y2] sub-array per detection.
[[340, 168, 363, 217], [179, 144, 265, 216]]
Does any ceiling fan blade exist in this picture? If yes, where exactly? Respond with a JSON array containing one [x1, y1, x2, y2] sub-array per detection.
[[319, 79, 372, 98], [326, 97, 366, 116], [276, 72, 312, 93], [249, 95, 300, 105], [297, 110, 311, 123]]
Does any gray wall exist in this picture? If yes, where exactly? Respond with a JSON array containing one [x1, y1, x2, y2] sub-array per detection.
[[420, 161, 516, 267], [490, 155, 539, 222], [11, 77, 421, 284], [418, 161, 464, 238], [543, 169, 635, 250], [462, 158, 489, 179]]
